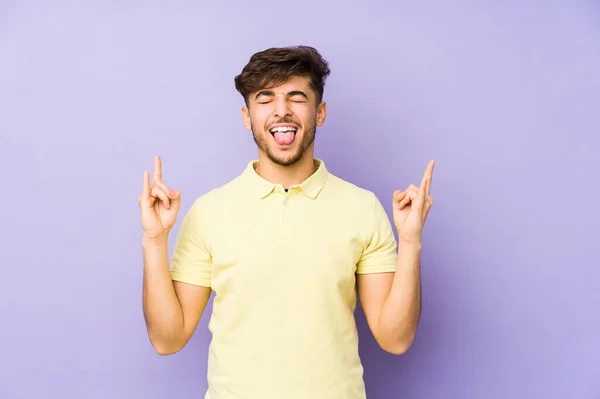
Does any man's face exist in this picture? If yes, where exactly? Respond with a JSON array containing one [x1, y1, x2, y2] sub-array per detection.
[[242, 75, 326, 167]]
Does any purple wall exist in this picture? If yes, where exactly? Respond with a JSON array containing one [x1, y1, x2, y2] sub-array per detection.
[[1, 2, 598, 398]]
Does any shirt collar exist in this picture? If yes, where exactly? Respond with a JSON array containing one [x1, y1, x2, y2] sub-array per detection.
[[243, 158, 329, 199]]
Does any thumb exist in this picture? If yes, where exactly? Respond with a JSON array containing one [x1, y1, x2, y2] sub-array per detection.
[[393, 190, 406, 202], [393, 190, 406, 206], [168, 189, 181, 203]]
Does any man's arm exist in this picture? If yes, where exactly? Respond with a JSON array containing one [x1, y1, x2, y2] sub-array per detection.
[[358, 160, 434, 355], [142, 236, 211, 355], [138, 155, 212, 356], [357, 242, 421, 355]]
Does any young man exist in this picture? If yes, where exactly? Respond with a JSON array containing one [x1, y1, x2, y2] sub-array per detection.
[[139, 45, 434, 398]]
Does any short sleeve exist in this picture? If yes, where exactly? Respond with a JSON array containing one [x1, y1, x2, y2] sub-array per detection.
[[169, 197, 212, 287], [356, 193, 398, 274]]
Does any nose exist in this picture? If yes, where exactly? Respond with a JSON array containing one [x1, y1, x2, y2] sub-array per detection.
[[273, 95, 292, 118]]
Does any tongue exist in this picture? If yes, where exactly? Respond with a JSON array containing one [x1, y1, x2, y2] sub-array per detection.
[[273, 131, 295, 145]]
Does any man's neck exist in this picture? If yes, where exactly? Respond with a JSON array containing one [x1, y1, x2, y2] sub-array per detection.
[[255, 154, 317, 189]]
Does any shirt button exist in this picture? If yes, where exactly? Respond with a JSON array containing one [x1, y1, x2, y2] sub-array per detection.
[[283, 219, 289, 224], [283, 200, 288, 206]]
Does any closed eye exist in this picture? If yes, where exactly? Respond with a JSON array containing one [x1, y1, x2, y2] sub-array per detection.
[[288, 91, 308, 102], [255, 90, 274, 104]]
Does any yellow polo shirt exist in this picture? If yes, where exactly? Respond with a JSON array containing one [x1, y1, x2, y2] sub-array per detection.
[[170, 158, 398, 399]]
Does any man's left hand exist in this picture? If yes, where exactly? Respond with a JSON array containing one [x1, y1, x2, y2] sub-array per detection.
[[392, 160, 435, 245]]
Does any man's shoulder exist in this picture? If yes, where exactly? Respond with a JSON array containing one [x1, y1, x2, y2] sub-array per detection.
[[186, 169, 248, 211], [324, 173, 390, 220], [324, 172, 381, 207]]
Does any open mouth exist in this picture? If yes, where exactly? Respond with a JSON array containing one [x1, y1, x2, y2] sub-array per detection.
[[269, 125, 298, 146]]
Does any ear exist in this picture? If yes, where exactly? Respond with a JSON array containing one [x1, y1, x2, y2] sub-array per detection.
[[241, 106, 252, 130], [316, 101, 327, 127]]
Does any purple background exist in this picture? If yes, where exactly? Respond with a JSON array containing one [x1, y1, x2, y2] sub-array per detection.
[[1, 2, 599, 398]]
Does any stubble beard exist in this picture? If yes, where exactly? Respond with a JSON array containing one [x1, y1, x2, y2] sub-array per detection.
[[252, 123, 316, 167]]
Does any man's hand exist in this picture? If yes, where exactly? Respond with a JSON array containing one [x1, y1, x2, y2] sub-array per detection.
[[392, 160, 435, 245], [138, 155, 181, 240]]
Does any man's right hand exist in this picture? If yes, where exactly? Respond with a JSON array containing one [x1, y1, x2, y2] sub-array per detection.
[[138, 155, 181, 241]]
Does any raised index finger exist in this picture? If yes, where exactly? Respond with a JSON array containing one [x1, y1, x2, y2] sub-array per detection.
[[153, 155, 162, 182], [424, 160, 435, 194]]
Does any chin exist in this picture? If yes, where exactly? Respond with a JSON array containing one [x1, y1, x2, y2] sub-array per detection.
[[267, 151, 304, 167]]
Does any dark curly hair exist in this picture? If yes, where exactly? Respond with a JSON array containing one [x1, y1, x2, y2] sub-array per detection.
[[234, 45, 331, 105]]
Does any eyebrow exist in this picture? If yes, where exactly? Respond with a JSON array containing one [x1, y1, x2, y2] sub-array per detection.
[[254, 90, 309, 100]]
